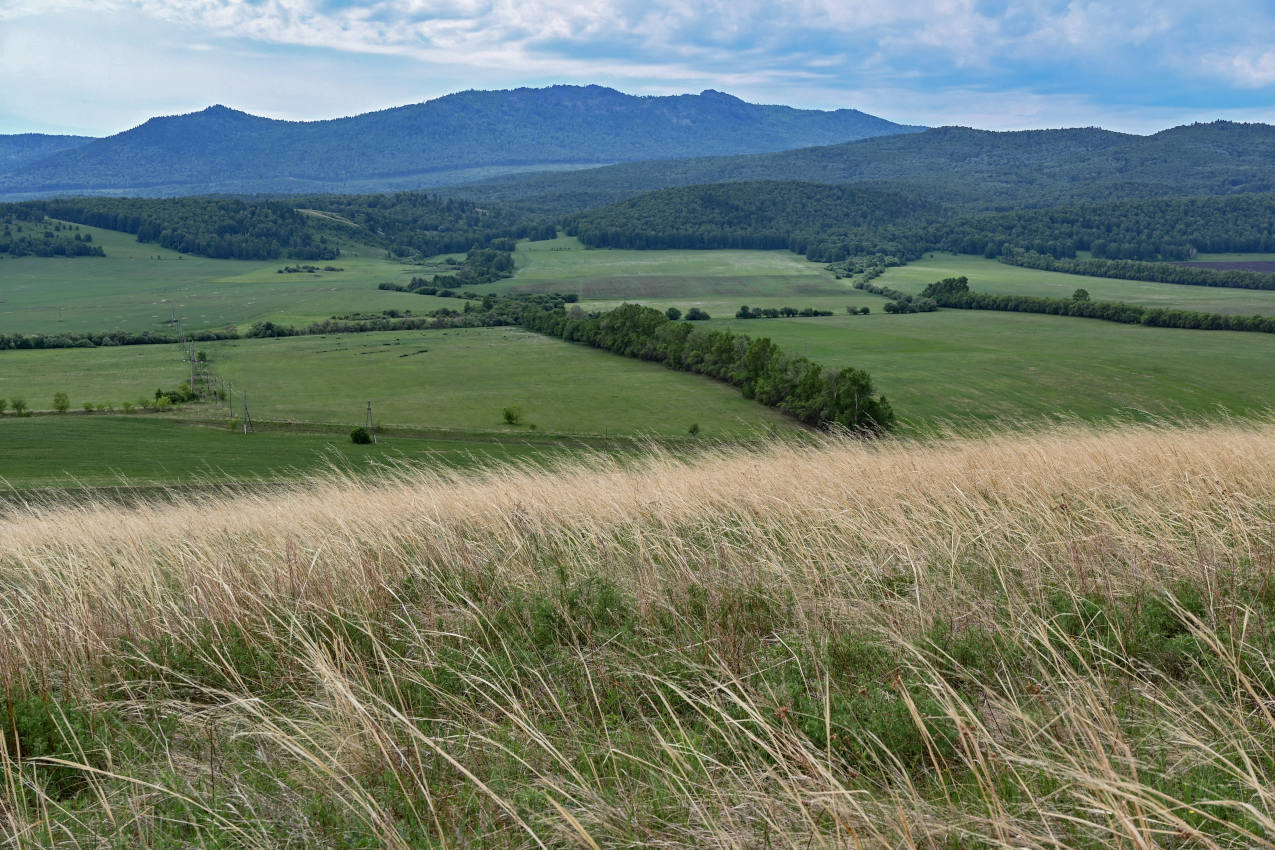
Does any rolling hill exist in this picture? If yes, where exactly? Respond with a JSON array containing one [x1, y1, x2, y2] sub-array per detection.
[[445, 121, 1275, 214]]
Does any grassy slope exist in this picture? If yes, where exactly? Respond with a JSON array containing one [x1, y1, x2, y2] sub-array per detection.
[[0, 222, 457, 335], [718, 310, 1275, 426], [4, 421, 1275, 847], [877, 252, 1275, 315], [202, 327, 791, 435], [0, 416, 553, 489]]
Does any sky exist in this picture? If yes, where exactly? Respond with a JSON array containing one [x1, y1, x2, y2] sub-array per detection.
[[3, 0, 1275, 137]]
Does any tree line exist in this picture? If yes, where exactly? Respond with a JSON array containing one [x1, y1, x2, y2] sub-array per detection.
[[3, 193, 556, 261], [519, 302, 894, 432], [997, 248, 1275, 291], [920, 277, 1275, 334]]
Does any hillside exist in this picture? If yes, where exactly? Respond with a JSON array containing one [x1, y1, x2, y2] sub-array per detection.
[[5, 420, 1275, 846], [447, 121, 1275, 214], [0, 86, 921, 198], [0, 133, 94, 172]]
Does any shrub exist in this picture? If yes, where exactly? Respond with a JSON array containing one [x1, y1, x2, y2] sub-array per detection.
[[350, 426, 372, 444], [10, 398, 27, 416], [82, 401, 95, 412], [0, 397, 8, 414], [52, 391, 70, 413], [665, 306, 682, 321], [685, 307, 710, 321], [502, 405, 524, 425]]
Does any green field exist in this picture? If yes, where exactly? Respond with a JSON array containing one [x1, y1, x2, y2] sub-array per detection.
[[876, 252, 1275, 315], [0, 416, 558, 489], [477, 235, 875, 315], [718, 310, 1275, 426], [0, 221, 458, 335], [0, 327, 793, 434], [201, 327, 790, 435]]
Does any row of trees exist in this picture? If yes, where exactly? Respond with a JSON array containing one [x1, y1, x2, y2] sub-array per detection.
[[519, 303, 894, 432], [998, 248, 1275, 290], [920, 277, 1275, 334], [852, 279, 936, 313], [0, 328, 237, 351], [735, 306, 834, 318]]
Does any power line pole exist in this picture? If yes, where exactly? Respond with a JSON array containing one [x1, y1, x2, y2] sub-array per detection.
[[241, 393, 254, 434], [365, 401, 377, 444]]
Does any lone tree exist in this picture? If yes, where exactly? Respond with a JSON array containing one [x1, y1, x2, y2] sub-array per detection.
[[350, 426, 372, 444], [502, 406, 524, 426], [1072, 288, 1091, 302], [10, 398, 28, 416], [53, 392, 70, 413], [665, 306, 682, 321]]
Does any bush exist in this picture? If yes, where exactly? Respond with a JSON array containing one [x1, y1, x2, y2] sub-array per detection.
[[10, 398, 27, 416], [502, 405, 524, 425], [685, 307, 710, 321], [665, 307, 682, 321], [52, 391, 69, 413], [349, 426, 372, 444]]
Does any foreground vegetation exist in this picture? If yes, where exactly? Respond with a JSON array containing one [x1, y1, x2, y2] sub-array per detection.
[[3, 419, 1275, 847]]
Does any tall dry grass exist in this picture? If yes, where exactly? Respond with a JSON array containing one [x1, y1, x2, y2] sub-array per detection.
[[2, 419, 1274, 847]]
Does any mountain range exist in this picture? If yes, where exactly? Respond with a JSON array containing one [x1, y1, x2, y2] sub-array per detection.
[[0, 86, 922, 199], [445, 121, 1275, 214]]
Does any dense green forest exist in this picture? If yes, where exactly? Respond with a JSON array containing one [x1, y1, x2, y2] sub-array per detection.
[[521, 302, 894, 432], [447, 121, 1275, 215], [4, 193, 549, 260], [567, 181, 940, 261], [930, 194, 1275, 260], [565, 182, 1275, 265]]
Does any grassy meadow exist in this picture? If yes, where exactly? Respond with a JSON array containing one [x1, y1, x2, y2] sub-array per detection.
[[4, 420, 1275, 847], [717, 309, 1275, 426], [877, 252, 1275, 315], [0, 221, 458, 335], [0, 416, 562, 489]]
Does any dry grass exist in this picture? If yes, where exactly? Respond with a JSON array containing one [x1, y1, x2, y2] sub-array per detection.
[[2, 419, 1274, 847]]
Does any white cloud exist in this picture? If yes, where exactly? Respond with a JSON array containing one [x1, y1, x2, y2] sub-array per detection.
[[3, 0, 1275, 134]]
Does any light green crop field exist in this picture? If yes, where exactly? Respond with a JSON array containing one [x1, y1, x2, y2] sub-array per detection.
[[0, 328, 793, 435], [0, 221, 457, 335], [476, 235, 867, 314], [717, 310, 1275, 427], [0, 416, 555, 489], [201, 327, 791, 436], [877, 253, 1275, 315]]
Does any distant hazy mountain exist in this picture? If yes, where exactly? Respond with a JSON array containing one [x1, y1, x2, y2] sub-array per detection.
[[0, 134, 95, 173], [0, 86, 922, 199], [444, 121, 1275, 214]]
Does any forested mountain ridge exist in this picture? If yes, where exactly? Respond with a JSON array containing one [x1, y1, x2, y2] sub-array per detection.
[[0, 86, 921, 199], [0, 134, 95, 173], [445, 121, 1275, 215]]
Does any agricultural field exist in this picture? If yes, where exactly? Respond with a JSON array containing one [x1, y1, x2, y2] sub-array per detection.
[[478, 234, 877, 315], [0, 416, 553, 489], [876, 252, 1275, 315], [200, 327, 791, 436], [717, 309, 1275, 427], [0, 220, 457, 335]]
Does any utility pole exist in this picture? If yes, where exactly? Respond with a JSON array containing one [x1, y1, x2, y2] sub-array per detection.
[[241, 393, 254, 434], [365, 401, 377, 444]]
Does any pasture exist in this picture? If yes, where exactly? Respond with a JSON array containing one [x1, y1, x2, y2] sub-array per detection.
[[0, 220, 458, 335], [478, 234, 873, 315], [199, 327, 792, 436], [718, 309, 1275, 427], [876, 252, 1275, 314], [0, 416, 553, 489]]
